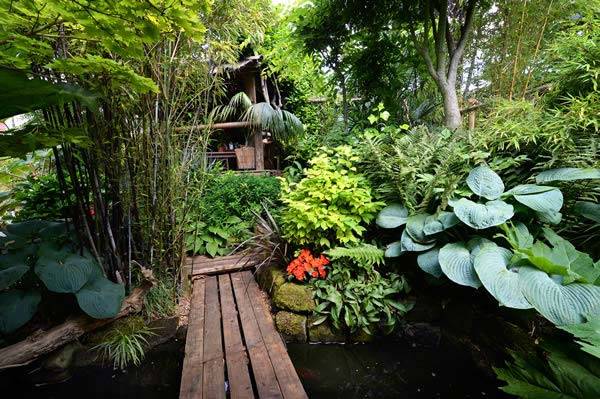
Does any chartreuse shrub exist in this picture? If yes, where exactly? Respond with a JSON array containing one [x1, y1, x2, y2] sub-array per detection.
[[280, 145, 383, 248], [377, 165, 600, 328], [311, 243, 412, 335], [0, 220, 125, 334]]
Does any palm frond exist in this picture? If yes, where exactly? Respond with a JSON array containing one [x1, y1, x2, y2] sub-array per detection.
[[229, 92, 252, 110]]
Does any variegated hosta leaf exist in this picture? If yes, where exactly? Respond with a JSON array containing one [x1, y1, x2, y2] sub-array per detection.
[[423, 212, 460, 235], [439, 241, 483, 288], [452, 198, 514, 229], [406, 213, 430, 242], [0, 251, 30, 290], [466, 165, 505, 200], [506, 184, 563, 216], [473, 244, 532, 309], [35, 253, 97, 293], [417, 248, 442, 278], [385, 241, 403, 257], [376, 204, 409, 229], [536, 168, 600, 184], [76, 277, 125, 319], [0, 289, 41, 334], [519, 267, 600, 326], [401, 229, 435, 252]]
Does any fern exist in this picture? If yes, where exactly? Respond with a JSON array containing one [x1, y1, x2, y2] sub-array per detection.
[[325, 243, 385, 268]]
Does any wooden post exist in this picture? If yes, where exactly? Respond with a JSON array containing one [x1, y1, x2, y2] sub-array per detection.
[[467, 98, 479, 131], [241, 71, 264, 171]]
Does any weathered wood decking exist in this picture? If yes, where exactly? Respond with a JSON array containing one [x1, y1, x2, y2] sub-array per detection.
[[180, 257, 307, 399]]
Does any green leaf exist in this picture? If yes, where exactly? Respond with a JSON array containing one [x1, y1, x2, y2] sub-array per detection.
[[406, 213, 432, 242], [0, 251, 30, 290], [423, 211, 460, 235], [438, 240, 486, 288], [536, 168, 600, 183], [35, 252, 97, 293], [507, 184, 563, 216], [376, 204, 408, 228], [75, 277, 125, 319], [519, 267, 600, 325], [574, 201, 600, 224], [559, 317, 600, 359], [452, 198, 514, 229], [467, 165, 505, 200], [473, 244, 532, 309], [417, 247, 442, 278], [0, 289, 41, 334], [384, 241, 403, 257], [205, 241, 219, 257], [400, 229, 435, 252]]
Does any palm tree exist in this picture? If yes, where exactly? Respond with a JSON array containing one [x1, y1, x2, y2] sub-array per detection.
[[209, 92, 303, 143]]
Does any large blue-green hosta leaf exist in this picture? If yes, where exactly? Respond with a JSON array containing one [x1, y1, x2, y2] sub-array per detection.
[[575, 201, 600, 224], [76, 277, 125, 319], [519, 267, 600, 325], [0, 252, 30, 290], [376, 204, 408, 228], [0, 289, 41, 334], [5, 220, 49, 241], [400, 229, 435, 252], [423, 212, 460, 235], [452, 198, 514, 229], [474, 244, 532, 309], [506, 184, 563, 218], [438, 239, 492, 288], [536, 168, 600, 183], [385, 241, 403, 257], [35, 252, 97, 293], [466, 165, 505, 200], [405, 214, 431, 242], [417, 248, 442, 278]]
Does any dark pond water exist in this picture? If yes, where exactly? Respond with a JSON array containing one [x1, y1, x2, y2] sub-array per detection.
[[2, 337, 510, 398]]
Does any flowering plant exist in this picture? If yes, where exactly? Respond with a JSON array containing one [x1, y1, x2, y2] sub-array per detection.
[[286, 249, 329, 282]]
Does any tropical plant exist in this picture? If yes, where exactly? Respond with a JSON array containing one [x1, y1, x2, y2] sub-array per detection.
[[312, 243, 412, 334], [11, 172, 76, 222], [185, 216, 250, 257], [0, 220, 125, 334], [280, 145, 384, 248], [92, 316, 155, 370], [377, 165, 600, 327]]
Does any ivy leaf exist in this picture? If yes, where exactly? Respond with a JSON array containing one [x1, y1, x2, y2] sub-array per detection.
[[466, 165, 505, 200]]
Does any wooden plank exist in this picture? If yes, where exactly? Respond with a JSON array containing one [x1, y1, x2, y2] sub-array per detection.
[[231, 272, 283, 399], [202, 276, 226, 399], [241, 272, 308, 399], [187, 255, 261, 276], [218, 274, 254, 399], [180, 278, 206, 399]]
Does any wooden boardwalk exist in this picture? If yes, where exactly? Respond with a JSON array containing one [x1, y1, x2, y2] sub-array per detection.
[[180, 258, 308, 399]]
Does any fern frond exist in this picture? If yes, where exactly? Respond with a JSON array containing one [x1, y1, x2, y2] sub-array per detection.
[[325, 243, 385, 267]]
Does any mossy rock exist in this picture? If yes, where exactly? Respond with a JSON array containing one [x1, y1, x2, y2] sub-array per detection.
[[275, 311, 307, 342], [257, 264, 287, 295], [307, 316, 346, 343], [272, 282, 315, 313]]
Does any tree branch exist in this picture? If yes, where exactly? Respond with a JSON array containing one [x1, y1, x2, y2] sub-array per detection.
[[448, 0, 477, 82]]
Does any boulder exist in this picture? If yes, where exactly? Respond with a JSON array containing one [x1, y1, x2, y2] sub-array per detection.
[[307, 316, 346, 343], [275, 311, 307, 342], [257, 264, 287, 295], [272, 283, 315, 313]]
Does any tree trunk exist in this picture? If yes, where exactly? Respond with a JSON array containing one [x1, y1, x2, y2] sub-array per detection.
[[440, 82, 462, 129]]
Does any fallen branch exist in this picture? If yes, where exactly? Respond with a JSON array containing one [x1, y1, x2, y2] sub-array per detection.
[[0, 269, 156, 370]]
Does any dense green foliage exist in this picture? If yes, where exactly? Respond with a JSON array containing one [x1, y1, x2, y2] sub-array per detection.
[[11, 173, 75, 222]]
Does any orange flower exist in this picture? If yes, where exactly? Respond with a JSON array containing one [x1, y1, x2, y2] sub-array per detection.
[[286, 249, 329, 282]]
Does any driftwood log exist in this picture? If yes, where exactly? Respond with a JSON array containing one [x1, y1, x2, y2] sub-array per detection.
[[0, 269, 156, 370]]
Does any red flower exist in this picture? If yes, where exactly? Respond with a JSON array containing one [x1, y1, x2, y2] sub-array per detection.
[[286, 249, 329, 282]]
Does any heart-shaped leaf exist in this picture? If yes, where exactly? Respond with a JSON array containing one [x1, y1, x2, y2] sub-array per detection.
[[467, 165, 505, 200], [35, 252, 96, 293], [519, 267, 600, 325], [406, 213, 431, 242], [474, 244, 532, 309], [506, 184, 563, 216], [438, 241, 483, 288], [76, 276, 125, 319], [0, 251, 30, 290], [0, 289, 41, 334], [400, 229, 435, 252], [574, 201, 600, 224], [536, 168, 600, 183], [376, 204, 409, 229], [417, 248, 442, 278], [423, 212, 460, 235], [452, 198, 514, 229]]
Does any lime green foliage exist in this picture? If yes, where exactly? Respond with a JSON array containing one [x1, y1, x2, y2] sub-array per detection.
[[0, 221, 124, 334], [312, 251, 412, 334], [280, 146, 383, 248], [495, 341, 600, 399], [378, 165, 600, 327], [93, 317, 155, 370], [12, 172, 75, 222], [186, 172, 280, 257], [143, 279, 177, 320]]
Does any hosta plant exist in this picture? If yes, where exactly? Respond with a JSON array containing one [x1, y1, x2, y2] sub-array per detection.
[[0, 220, 125, 334], [377, 165, 600, 328]]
